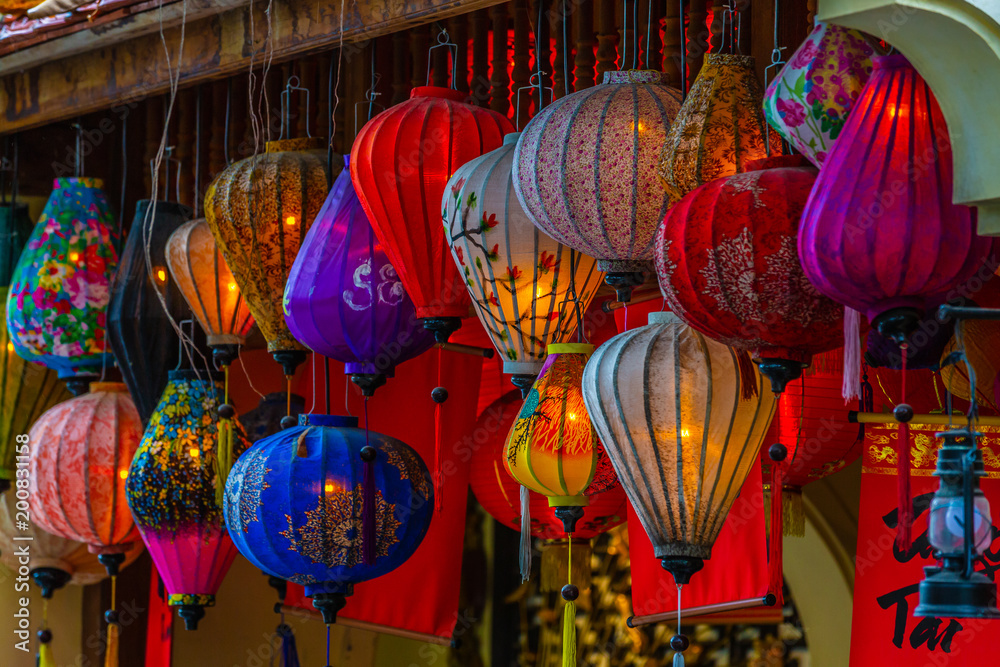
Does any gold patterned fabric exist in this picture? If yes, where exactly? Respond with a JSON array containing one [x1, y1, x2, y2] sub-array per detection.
[[658, 54, 781, 204]]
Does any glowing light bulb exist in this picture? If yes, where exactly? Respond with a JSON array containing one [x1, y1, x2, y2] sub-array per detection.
[[680, 429, 691, 438], [156, 268, 167, 283], [568, 413, 578, 421], [189, 447, 200, 458], [119, 469, 128, 480], [5, 342, 12, 353], [69, 252, 80, 262], [324, 482, 334, 493], [227, 282, 237, 292], [285, 215, 296, 226]]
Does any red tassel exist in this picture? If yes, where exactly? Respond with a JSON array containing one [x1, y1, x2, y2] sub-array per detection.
[[769, 461, 785, 607], [736, 350, 758, 400], [896, 346, 913, 551]]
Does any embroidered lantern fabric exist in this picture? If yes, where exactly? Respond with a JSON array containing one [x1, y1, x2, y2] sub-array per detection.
[[5, 178, 119, 391], [659, 54, 779, 203], [165, 218, 254, 365], [762, 22, 875, 168], [28, 382, 142, 554], [204, 139, 334, 374], [656, 156, 843, 393], [443, 134, 604, 381], [126, 370, 251, 629], [582, 312, 776, 573], [513, 71, 682, 286], [351, 87, 512, 340], [284, 157, 434, 394], [107, 201, 194, 422], [799, 55, 996, 340], [224, 414, 434, 623]]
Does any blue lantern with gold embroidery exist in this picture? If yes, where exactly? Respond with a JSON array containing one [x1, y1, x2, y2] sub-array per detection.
[[224, 414, 433, 623]]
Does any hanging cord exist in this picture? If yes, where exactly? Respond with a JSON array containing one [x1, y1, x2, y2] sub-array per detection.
[[325, 625, 331, 667], [763, 0, 786, 156], [515, 73, 554, 129], [104, 575, 120, 667], [562, 0, 571, 95], [426, 28, 458, 89], [895, 342, 913, 551], [324, 357, 331, 415], [721, 2, 742, 55], [280, 76, 312, 140], [672, 585, 686, 666], [645, 0, 653, 69], [361, 397, 376, 565], [238, 353, 267, 400], [561, 535, 577, 667], [37, 599, 54, 667], [679, 0, 687, 99], [344, 374, 352, 417], [309, 352, 318, 415], [519, 485, 532, 581], [353, 49, 384, 136], [330, 0, 346, 152], [215, 364, 236, 507]]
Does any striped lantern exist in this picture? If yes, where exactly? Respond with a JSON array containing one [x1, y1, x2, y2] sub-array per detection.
[[512, 70, 682, 301], [444, 133, 604, 391], [582, 312, 776, 584]]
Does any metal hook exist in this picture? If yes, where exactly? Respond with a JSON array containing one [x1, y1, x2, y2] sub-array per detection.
[[354, 74, 385, 136], [426, 28, 459, 90], [721, 3, 742, 55], [515, 73, 555, 129], [280, 75, 312, 140], [149, 146, 182, 202], [71, 122, 85, 178]]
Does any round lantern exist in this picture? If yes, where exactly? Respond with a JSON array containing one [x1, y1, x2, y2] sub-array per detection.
[[225, 414, 434, 624], [107, 200, 194, 422], [351, 87, 513, 342], [656, 155, 843, 393], [513, 70, 682, 302], [659, 54, 779, 203], [284, 157, 435, 396], [444, 133, 604, 393], [204, 138, 334, 375], [762, 22, 876, 167], [166, 218, 255, 366], [28, 382, 142, 568], [6, 178, 119, 395], [126, 370, 251, 630], [798, 55, 997, 343], [582, 311, 776, 584]]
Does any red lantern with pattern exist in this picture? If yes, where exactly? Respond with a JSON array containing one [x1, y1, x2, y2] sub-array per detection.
[[655, 155, 844, 394], [350, 87, 514, 342]]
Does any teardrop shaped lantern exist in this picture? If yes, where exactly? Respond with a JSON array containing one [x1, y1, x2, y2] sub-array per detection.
[[204, 139, 335, 375], [659, 55, 779, 204], [656, 155, 844, 393], [107, 200, 194, 422], [762, 22, 876, 167], [284, 157, 435, 396], [582, 311, 776, 584], [513, 71, 682, 302], [6, 178, 119, 395], [224, 414, 434, 624], [351, 87, 513, 342], [28, 382, 142, 564], [444, 133, 605, 393], [798, 55, 997, 343]]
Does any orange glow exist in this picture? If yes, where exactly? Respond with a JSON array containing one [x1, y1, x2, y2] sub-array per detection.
[[5, 342, 12, 353], [324, 482, 334, 493], [285, 216, 296, 226], [69, 252, 80, 262], [227, 282, 238, 292], [119, 469, 128, 480], [156, 268, 167, 283], [680, 429, 691, 438], [189, 448, 200, 458]]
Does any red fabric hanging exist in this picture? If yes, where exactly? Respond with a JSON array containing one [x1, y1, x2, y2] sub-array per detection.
[[144, 572, 172, 667]]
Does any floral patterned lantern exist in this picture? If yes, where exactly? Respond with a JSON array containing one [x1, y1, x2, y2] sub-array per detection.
[[225, 414, 434, 624], [762, 22, 876, 168], [6, 178, 119, 395], [351, 88, 513, 342], [126, 370, 251, 630], [284, 157, 435, 396], [444, 134, 604, 393], [204, 139, 334, 376], [659, 55, 779, 204], [513, 71, 682, 302], [656, 155, 843, 393]]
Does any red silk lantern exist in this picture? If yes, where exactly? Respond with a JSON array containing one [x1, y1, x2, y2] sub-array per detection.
[[351, 87, 514, 342], [655, 155, 843, 394]]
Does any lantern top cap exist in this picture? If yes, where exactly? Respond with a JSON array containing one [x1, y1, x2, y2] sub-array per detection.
[[299, 414, 360, 428], [410, 86, 470, 104], [503, 132, 522, 146], [547, 343, 594, 355], [265, 137, 326, 153], [705, 53, 756, 69], [873, 53, 912, 71], [648, 311, 681, 325], [743, 155, 815, 172], [53, 177, 104, 190], [602, 70, 668, 85], [89, 381, 127, 393]]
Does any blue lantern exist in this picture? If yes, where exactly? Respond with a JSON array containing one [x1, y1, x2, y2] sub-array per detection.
[[224, 414, 434, 623]]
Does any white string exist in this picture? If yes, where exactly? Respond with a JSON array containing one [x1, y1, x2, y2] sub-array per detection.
[[238, 354, 267, 400], [309, 350, 317, 414]]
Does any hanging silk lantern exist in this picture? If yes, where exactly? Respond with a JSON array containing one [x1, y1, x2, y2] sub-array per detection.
[[284, 157, 435, 396], [107, 200, 194, 422], [659, 55, 779, 204], [224, 414, 434, 623], [762, 22, 876, 167], [126, 370, 251, 630], [6, 178, 119, 395], [513, 71, 682, 302], [204, 138, 334, 375], [0, 201, 32, 284], [798, 55, 997, 344], [937, 320, 1000, 409], [656, 155, 843, 393], [444, 133, 604, 393], [351, 87, 512, 342]]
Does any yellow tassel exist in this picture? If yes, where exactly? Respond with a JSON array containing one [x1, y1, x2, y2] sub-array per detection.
[[104, 622, 119, 667], [562, 600, 577, 667], [38, 640, 55, 667], [214, 419, 233, 508]]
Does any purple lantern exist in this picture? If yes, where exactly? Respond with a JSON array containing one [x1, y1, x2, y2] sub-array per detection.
[[284, 156, 435, 395]]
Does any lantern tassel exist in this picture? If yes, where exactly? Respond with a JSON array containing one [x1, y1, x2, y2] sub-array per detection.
[[736, 350, 757, 400], [769, 461, 785, 607], [519, 485, 532, 582], [541, 539, 592, 592], [896, 345, 913, 551], [104, 621, 119, 667], [39, 640, 55, 667], [673, 651, 685, 667], [214, 365, 234, 508], [562, 536, 576, 667], [38, 601, 54, 667], [842, 307, 862, 401], [278, 623, 301, 667]]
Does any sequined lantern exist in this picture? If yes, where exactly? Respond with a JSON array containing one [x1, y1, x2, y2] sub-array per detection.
[[126, 370, 251, 630], [656, 155, 843, 393], [166, 219, 255, 366], [659, 55, 779, 204], [351, 87, 512, 342], [444, 133, 604, 392], [799, 55, 997, 344], [6, 178, 119, 394], [224, 414, 434, 624], [28, 382, 142, 564], [204, 139, 334, 375], [284, 157, 435, 396], [107, 201, 194, 422], [513, 71, 681, 301], [582, 312, 776, 584], [762, 23, 875, 167]]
